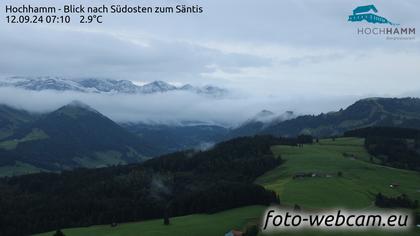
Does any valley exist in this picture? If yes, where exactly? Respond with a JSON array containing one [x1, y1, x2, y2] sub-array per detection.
[[2, 97, 420, 177]]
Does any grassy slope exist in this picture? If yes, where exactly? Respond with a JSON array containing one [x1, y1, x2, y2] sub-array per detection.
[[0, 161, 46, 177], [34, 137, 420, 236], [34, 205, 265, 236], [0, 129, 49, 177], [74, 151, 126, 168], [0, 129, 134, 175], [256, 138, 420, 209], [0, 128, 48, 150], [0, 129, 14, 140], [256, 137, 420, 236]]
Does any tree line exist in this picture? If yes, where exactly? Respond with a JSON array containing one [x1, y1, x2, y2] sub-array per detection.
[[345, 126, 420, 170], [375, 193, 418, 209]]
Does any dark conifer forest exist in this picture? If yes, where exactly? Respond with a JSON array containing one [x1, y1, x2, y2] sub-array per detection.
[[345, 127, 420, 170], [0, 136, 294, 236]]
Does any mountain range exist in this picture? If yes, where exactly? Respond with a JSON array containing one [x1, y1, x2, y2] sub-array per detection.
[[1, 97, 420, 175], [0, 77, 228, 97]]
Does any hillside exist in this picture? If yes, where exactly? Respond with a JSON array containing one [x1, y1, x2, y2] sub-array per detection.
[[235, 97, 420, 137], [0, 136, 281, 235], [0, 102, 157, 172], [255, 137, 420, 235], [121, 122, 229, 153], [32, 137, 420, 236], [229, 110, 295, 138], [256, 137, 420, 209], [0, 104, 37, 140]]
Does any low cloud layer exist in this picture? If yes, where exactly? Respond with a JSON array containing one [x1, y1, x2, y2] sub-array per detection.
[[0, 87, 373, 126]]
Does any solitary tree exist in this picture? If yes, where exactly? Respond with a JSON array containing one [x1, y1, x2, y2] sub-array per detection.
[[163, 209, 170, 225], [53, 230, 65, 236]]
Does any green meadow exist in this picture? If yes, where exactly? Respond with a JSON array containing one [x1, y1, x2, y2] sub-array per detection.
[[256, 137, 420, 209], [0, 128, 50, 177], [256, 137, 420, 236], [0, 128, 48, 150], [34, 205, 265, 236]]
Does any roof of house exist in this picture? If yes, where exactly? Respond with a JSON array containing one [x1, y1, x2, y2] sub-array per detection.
[[353, 5, 378, 14], [232, 230, 244, 236], [225, 230, 244, 236]]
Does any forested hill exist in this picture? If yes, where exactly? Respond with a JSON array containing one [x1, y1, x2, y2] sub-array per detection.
[[345, 126, 420, 139], [230, 97, 420, 138], [0, 104, 37, 140], [0, 102, 159, 172], [0, 135, 294, 236]]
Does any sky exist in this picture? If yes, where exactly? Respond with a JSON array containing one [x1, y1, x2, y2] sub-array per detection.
[[0, 0, 419, 125]]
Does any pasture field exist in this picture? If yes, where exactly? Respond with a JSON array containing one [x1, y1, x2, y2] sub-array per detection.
[[256, 138, 420, 209], [256, 137, 420, 236], [35, 205, 265, 236]]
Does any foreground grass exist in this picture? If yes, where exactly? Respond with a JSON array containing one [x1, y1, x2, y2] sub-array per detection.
[[261, 229, 420, 236], [34, 205, 265, 236]]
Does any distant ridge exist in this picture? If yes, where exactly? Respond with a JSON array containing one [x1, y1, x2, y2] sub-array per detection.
[[0, 76, 228, 97], [230, 97, 420, 138]]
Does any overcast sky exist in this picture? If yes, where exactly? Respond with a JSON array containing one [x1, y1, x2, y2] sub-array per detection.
[[0, 0, 419, 124]]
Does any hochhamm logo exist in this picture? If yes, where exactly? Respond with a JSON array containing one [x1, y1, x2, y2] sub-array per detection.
[[348, 4, 415, 40], [348, 5, 398, 25]]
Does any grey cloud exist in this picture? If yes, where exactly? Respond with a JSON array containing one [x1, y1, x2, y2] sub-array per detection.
[[280, 53, 347, 67], [0, 87, 367, 126], [0, 25, 270, 83], [0, 0, 419, 117]]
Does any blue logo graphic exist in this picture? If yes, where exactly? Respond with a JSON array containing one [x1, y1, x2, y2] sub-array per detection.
[[348, 5, 398, 25]]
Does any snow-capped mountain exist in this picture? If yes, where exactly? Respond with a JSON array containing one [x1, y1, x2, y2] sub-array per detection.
[[77, 78, 140, 93], [0, 76, 88, 92], [198, 85, 227, 97], [139, 80, 178, 93], [0, 76, 228, 96]]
